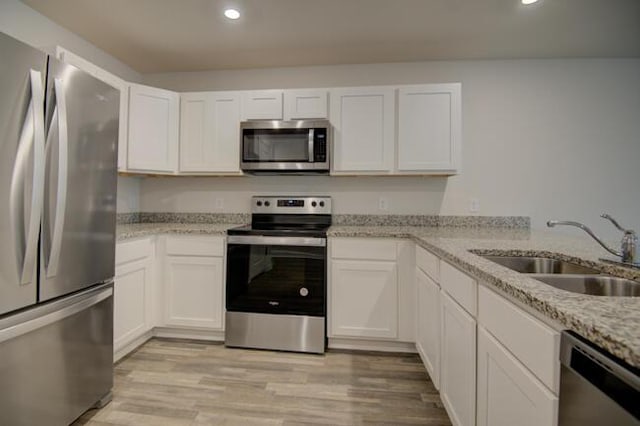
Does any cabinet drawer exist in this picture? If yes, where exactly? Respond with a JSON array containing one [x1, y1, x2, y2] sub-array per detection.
[[331, 238, 397, 261], [165, 236, 224, 257], [116, 238, 152, 266], [478, 285, 560, 393], [416, 245, 439, 282], [440, 260, 477, 316]]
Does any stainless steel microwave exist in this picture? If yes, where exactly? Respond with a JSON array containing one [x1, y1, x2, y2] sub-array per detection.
[[240, 120, 330, 174]]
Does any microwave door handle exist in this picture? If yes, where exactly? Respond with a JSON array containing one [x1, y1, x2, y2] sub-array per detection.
[[308, 129, 314, 163]]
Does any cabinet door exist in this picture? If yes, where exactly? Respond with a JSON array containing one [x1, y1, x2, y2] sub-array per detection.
[[55, 47, 129, 171], [241, 90, 283, 120], [416, 268, 441, 389], [330, 259, 398, 339], [180, 92, 241, 173], [164, 256, 224, 330], [114, 258, 153, 351], [128, 83, 179, 173], [330, 87, 395, 172], [440, 292, 476, 426], [284, 89, 328, 120], [397, 84, 461, 173], [477, 327, 558, 426]]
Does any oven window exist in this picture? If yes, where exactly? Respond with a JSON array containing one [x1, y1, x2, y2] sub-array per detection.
[[226, 243, 326, 316], [243, 129, 310, 162]]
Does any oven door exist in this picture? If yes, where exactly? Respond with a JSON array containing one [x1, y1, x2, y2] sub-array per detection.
[[226, 235, 326, 316]]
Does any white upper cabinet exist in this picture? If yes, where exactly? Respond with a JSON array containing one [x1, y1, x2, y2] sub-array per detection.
[[55, 47, 129, 171], [241, 90, 283, 120], [284, 89, 328, 120], [180, 91, 241, 173], [128, 83, 180, 173], [397, 84, 461, 174], [330, 87, 395, 173]]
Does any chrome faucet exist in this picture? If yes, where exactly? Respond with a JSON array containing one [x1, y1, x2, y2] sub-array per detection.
[[547, 214, 637, 264]]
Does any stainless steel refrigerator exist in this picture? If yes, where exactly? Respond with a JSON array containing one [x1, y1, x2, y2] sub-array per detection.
[[0, 31, 118, 426]]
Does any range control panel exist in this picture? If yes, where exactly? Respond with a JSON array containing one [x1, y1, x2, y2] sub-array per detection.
[[251, 196, 332, 215]]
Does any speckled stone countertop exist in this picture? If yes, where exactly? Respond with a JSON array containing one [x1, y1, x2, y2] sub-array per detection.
[[329, 225, 640, 368], [116, 223, 241, 241], [117, 221, 640, 367]]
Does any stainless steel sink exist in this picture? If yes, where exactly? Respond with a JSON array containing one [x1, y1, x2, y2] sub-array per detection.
[[482, 255, 600, 274], [532, 275, 640, 297], [478, 254, 639, 296]]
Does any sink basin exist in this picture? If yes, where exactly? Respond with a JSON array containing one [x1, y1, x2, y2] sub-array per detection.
[[482, 255, 600, 274], [532, 275, 640, 297]]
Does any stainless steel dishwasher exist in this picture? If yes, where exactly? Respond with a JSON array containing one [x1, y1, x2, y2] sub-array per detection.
[[559, 331, 639, 425]]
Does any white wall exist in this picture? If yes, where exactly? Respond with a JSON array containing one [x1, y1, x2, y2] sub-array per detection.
[[142, 58, 640, 240], [0, 0, 141, 81], [117, 177, 142, 213]]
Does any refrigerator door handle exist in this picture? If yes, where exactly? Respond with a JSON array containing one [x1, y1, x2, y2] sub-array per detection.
[[45, 78, 69, 278], [10, 69, 45, 285]]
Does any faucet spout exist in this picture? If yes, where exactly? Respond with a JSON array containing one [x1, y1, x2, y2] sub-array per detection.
[[546, 220, 622, 258]]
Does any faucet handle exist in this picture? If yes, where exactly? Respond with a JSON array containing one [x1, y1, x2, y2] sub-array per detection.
[[601, 214, 635, 235]]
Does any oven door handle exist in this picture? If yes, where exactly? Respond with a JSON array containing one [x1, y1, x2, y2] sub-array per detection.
[[227, 235, 326, 247]]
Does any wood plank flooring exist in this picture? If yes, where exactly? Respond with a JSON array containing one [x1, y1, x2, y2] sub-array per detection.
[[73, 339, 451, 426]]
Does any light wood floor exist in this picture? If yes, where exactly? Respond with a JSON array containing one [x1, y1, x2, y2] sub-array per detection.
[[74, 339, 451, 426]]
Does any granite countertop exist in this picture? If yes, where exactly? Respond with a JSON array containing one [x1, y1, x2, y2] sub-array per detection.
[[116, 223, 242, 241], [117, 222, 640, 367]]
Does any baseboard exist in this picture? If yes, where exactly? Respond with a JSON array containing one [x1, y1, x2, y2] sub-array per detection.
[[328, 337, 417, 353], [114, 330, 154, 362], [153, 327, 225, 342], [115, 329, 418, 361]]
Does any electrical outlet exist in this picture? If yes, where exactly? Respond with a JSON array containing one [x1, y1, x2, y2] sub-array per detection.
[[378, 197, 388, 211], [469, 198, 480, 213], [215, 198, 224, 210]]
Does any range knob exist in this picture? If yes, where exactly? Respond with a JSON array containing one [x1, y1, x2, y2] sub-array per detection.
[[264, 201, 271, 207], [319, 201, 325, 207], [311, 201, 317, 207], [256, 201, 262, 206]]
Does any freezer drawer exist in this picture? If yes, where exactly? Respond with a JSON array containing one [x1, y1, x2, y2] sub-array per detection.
[[0, 283, 113, 426]]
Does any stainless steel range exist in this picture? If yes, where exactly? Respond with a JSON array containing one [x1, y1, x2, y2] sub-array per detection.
[[225, 196, 331, 353]]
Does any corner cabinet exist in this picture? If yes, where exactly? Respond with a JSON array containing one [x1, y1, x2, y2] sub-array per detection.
[[397, 84, 461, 174], [328, 238, 416, 349], [330, 87, 395, 173], [180, 91, 242, 173], [127, 83, 179, 173]]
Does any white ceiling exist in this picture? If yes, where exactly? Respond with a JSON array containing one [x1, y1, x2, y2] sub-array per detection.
[[22, 0, 640, 73]]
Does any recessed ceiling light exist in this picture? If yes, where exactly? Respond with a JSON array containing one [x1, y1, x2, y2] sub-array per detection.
[[521, 0, 539, 4], [224, 8, 241, 20]]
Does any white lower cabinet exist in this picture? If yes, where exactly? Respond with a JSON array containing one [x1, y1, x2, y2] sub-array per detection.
[[416, 267, 441, 389], [162, 236, 225, 331], [114, 238, 154, 356], [477, 327, 558, 426], [440, 291, 477, 426], [164, 256, 224, 329], [330, 259, 398, 339]]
